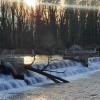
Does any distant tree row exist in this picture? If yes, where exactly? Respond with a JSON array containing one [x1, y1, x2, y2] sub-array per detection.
[[0, 0, 100, 52]]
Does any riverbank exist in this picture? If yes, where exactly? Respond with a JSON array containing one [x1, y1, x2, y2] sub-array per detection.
[[6, 71, 100, 100]]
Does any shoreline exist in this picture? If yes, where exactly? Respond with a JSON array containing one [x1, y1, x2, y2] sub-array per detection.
[[6, 71, 100, 100]]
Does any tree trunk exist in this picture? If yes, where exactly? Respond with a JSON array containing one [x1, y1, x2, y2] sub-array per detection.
[[24, 65, 69, 83]]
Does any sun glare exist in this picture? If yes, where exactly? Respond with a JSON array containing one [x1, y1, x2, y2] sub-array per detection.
[[24, 0, 37, 7]]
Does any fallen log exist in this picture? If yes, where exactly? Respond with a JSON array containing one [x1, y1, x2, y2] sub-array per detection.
[[24, 65, 69, 83]]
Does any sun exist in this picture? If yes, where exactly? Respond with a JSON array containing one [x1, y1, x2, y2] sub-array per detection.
[[24, 0, 37, 7]]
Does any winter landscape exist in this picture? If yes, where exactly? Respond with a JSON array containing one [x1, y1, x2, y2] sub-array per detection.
[[0, 0, 100, 100]]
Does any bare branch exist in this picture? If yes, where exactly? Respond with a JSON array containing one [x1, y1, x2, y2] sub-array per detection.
[[43, 70, 67, 73]]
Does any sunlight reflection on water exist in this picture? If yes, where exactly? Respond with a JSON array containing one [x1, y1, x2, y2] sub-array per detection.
[[22, 55, 63, 64], [13, 55, 62, 64], [23, 94, 48, 100]]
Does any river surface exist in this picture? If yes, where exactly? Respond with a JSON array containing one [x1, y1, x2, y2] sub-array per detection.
[[0, 54, 63, 64], [15, 55, 63, 64]]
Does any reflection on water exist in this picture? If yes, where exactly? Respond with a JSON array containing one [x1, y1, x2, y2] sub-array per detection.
[[2, 54, 63, 64], [23, 94, 48, 100], [31, 96, 47, 100], [18, 55, 63, 64], [24, 56, 34, 64]]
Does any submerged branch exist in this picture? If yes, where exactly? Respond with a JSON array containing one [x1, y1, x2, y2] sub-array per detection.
[[43, 70, 67, 73]]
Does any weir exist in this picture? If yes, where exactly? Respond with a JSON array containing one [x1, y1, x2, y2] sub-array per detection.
[[1, 58, 25, 80], [0, 57, 100, 91]]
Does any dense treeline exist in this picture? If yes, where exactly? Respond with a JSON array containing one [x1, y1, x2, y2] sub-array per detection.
[[0, 0, 100, 52]]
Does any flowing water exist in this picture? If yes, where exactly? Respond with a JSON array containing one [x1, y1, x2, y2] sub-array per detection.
[[0, 55, 100, 93]]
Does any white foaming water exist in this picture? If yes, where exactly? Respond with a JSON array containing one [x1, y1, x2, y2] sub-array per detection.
[[0, 57, 100, 93], [0, 74, 27, 91]]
